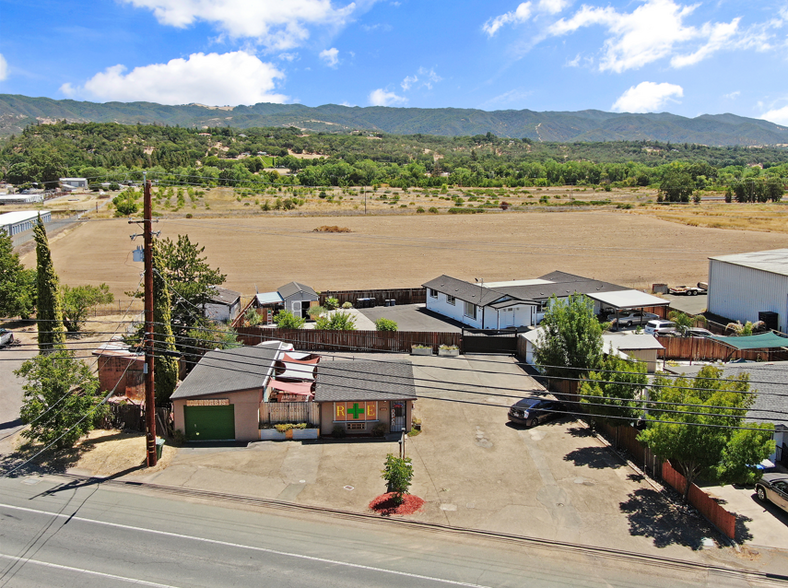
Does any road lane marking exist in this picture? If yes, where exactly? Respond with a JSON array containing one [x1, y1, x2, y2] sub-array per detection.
[[0, 553, 182, 587], [0, 502, 492, 588]]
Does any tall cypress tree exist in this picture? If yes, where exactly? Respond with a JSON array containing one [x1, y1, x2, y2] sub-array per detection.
[[34, 216, 66, 352], [152, 242, 179, 403]]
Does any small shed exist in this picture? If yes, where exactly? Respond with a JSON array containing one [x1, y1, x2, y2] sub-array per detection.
[[277, 282, 319, 318], [204, 286, 242, 323], [601, 332, 664, 372], [314, 360, 417, 436]]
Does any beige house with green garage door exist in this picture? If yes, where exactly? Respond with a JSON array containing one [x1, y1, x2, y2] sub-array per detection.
[[314, 360, 417, 437], [171, 343, 284, 442]]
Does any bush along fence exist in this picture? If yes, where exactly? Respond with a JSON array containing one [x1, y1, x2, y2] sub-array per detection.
[[235, 327, 460, 353], [542, 377, 737, 540]]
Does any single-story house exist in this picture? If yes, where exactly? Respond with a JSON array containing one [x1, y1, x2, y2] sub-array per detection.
[[171, 343, 285, 442], [424, 271, 665, 330], [204, 286, 242, 323], [521, 328, 664, 373], [314, 360, 417, 437], [277, 281, 319, 318]]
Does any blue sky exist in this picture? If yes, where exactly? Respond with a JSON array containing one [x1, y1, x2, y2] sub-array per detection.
[[1, 0, 787, 123]]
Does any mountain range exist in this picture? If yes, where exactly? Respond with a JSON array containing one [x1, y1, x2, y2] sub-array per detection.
[[1, 94, 787, 146]]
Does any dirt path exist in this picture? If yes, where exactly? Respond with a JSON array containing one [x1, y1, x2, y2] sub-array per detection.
[[20, 210, 787, 298]]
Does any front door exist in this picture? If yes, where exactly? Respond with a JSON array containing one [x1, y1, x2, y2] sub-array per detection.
[[502, 308, 515, 328], [391, 402, 406, 432], [292, 300, 302, 318]]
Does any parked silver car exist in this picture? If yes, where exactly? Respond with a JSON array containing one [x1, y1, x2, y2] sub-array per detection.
[[755, 473, 788, 514], [606, 309, 659, 327], [0, 328, 14, 348]]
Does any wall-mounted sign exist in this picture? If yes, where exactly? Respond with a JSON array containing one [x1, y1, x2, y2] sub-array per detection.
[[334, 401, 378, 422], [186, 398, 230, 407]]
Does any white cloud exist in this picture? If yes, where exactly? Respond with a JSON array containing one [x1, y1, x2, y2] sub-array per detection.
[[612, 81, 683, 113], [401, 67, 442, 92], [122, 0, 357, 50], [547, 0, 741, 73], [537, 0, 569, 14], [723, 91, 740, 100], [760, 106, 788, 126], [368, 88, 407, 106], [62, 51, 287, 106], [0, 54, 8, 81], [278, 52, 300, 62], [319, 47, 339, 67], [484, 2, 532, 36]]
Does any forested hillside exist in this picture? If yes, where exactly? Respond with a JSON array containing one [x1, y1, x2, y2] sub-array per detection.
[[2, 94, 788, 145], [2, 122, 788, 200]]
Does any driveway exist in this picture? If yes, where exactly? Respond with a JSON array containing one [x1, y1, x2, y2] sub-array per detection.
[[359, 303, 463, 332], [702, 481, 788, 547], [0, 321, 37, 455]]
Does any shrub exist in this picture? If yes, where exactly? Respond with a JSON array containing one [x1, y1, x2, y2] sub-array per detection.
[[307, 305, 325, 320], [315, 311, 356, 331], [324, 297, 339, 310], [416, 206, 425, 213], [273, 309, 306, 329], [341, 301, 353, 309], [245, 307, 263, 326], [448, 207, 484, 214], [372, 423, 386, 437], [332, 424, 346, 439], [381, 453, 414, 504], [375, 318, 398, 331], [274, 422, 308, 433]]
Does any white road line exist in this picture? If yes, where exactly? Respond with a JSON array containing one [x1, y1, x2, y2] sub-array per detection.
[[0, 502, 492, 588], [0, 553, 182, 588]]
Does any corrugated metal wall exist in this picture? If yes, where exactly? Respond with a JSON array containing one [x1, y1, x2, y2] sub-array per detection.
[[708, 260, 788, 331]]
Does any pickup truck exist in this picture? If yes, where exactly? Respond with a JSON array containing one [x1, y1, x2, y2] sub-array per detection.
[[668, 282, 708, 296]]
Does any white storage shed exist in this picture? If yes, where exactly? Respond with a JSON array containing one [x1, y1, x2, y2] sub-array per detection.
[[708, 249, 788, 332], [0, 210, 51, 237]]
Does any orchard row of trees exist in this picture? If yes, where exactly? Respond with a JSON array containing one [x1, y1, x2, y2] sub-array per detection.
[[535, 294, 775, 499], [3, 122, 788, 193]]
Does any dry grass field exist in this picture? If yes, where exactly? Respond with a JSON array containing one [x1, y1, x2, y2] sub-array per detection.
[[20, 209, 788, 300]]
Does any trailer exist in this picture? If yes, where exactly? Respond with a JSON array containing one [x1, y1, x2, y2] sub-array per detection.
[[668, 282, 708, 296]]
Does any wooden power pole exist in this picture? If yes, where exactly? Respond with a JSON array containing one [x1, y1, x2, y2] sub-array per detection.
[[143, 177, 157, 467]]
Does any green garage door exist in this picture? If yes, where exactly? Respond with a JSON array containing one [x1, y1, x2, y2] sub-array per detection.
[[184, 405, 235, 441]]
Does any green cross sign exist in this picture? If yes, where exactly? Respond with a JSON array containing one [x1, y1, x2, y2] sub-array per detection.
[[347, 403, 365, 420]]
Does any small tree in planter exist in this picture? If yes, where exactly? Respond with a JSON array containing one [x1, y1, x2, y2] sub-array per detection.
[[381, 453, 413, 505]]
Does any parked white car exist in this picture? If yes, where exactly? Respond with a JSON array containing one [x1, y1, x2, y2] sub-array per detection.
[[644, 320, 676, 335], [0, 328, 14, 348]]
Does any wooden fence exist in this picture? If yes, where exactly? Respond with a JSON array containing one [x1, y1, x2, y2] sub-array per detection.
[[656, 335, 788, 362], [661, 462, 736, 539], [318, 287, 426, 307], [236, 327, 460, 353], [260, 402, 320, 426]]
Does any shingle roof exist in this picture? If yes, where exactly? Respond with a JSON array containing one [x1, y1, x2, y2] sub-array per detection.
[[314, 360, 417, 402], [208, 286, 241, 306], [277, 281, 318, 299], [171, 344, 282, 400], [422, 275, 508, 305]]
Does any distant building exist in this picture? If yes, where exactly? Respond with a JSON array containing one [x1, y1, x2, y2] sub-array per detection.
[[708, 249, 788, 332], [0, 193, 45, 205], [59, 177, 88, 189], [0, 210, 50, 237], [204, 286, 242, 323]]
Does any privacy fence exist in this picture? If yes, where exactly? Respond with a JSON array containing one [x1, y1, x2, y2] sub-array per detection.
[[235, 327, 460, 353], [318, 287, 426, 307]]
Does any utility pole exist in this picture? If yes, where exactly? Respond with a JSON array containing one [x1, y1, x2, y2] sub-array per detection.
[[143, 176, 157, 466]]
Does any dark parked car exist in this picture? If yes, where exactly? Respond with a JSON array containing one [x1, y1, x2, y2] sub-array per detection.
[[508, 397, 567, 427], [755, 473, 788, 514]]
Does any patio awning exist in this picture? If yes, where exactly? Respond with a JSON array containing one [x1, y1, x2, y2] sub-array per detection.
[[710, 332, 788, 350], [284, 352, 320, 364], [270, 379, 314, 396], [256, 291, 283, 305], [586, 289, 669, 309], [278, 362, 316, 381]]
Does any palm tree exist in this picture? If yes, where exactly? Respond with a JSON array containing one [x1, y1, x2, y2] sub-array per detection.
[[667, 311, 707, 337]]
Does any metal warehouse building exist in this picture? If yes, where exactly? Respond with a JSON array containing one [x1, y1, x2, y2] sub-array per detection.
[[0, 210, 50, 237], [708, 249, 788, 332]]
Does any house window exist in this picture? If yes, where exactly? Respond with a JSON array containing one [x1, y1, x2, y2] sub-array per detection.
[[538, 300, 550, 312], [347, 422, 366, 431], [464, 301, 477, 319], [429, 289, 438, 299], [447, 295, 456, 305]]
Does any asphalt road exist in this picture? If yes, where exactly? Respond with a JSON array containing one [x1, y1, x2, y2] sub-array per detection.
[[0, 475, 783, 588]]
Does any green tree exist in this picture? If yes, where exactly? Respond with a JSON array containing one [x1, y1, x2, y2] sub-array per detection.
[[315, 311, 356, 331], [324, 297, 339, 311], [0, 229, 36, 318], [659, 167, 694, 203], [273, 309, 306, 329], [34, 216, 66, 352], [16, 349, 109, 450], [152, 243, 180, 403], [580, 355, 647, 427], [638, 366, 774, 499], [381, 453, 414, 505], [61, 283, 114, 332], [375, 318, 398, 331], [535, 294, 603, 379], [667, 310, 707, 337]]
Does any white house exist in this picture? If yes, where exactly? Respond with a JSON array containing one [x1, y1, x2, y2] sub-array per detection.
[[423, 271, 638, 330], [708, 249, 788, 332], [59, 178, 88, 189]]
